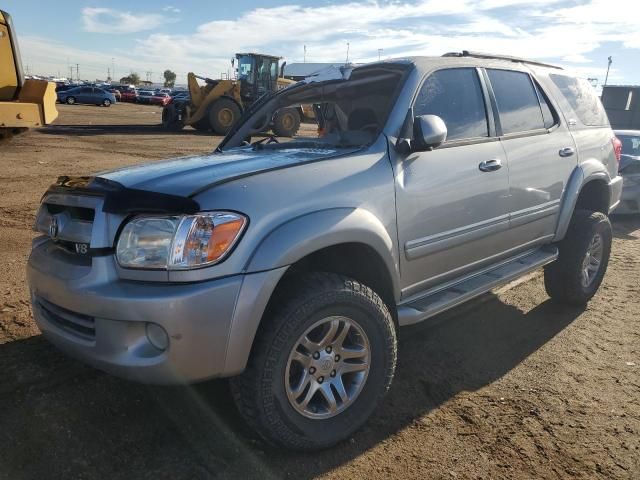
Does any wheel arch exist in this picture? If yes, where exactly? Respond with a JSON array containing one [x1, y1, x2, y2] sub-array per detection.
[[222, 208, 400, 375], [554, 159, 612, 241]]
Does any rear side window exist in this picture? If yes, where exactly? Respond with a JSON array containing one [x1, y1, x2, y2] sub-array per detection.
[[550, 74, 608, 126], [414, 68, 488, 141], [487, 69, 545, 134]]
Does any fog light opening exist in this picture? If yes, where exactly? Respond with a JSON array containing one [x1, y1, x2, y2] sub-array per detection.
[[145, 323, 169, 351]]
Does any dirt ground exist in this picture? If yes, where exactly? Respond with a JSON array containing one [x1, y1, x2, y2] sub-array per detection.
[[0, 103, 638, 479]]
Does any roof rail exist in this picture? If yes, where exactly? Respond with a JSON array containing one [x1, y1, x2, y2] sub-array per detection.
[[442, 50, 563, 70]]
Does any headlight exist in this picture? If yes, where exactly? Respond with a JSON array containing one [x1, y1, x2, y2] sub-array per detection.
[[116, 212, 247, 270]]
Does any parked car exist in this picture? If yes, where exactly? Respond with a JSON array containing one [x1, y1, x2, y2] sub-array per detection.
[[56, 86, 116, 106], [28, 52, 622, 450], [107, 88, 122, 102], [119, 87, 138, 103], [150, 92, 171, 106], [614, 129, 640, 214], [136, 90, 155, 104]]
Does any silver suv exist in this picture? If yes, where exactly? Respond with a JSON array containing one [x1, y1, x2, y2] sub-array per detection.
[[27, 51, 623, 450]]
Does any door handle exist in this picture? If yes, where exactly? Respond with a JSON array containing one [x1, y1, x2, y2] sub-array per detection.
[[559, 147, 575, 157], [478, 159, 502, 172]]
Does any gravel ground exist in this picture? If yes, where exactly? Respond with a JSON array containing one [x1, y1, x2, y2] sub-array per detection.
[[0, 103, 638, 479]]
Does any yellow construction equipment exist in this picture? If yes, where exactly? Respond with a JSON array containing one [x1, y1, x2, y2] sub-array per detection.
[[0, 9, 58, 144], [162, 53, 300, 136]]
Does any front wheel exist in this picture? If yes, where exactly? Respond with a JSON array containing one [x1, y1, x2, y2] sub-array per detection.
[[66, 96, 76, 105], [102, 99, 111, 107], [208, 97, 241, 135], [230, 273, 397, 450], [544, 209, 612, 305]]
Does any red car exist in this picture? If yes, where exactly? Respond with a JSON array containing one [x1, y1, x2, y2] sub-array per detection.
[[119, 87, 138, 102], [150, 92, 171, 106]]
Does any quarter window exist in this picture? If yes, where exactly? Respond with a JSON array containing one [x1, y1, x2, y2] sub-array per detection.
[[414, 68, 489, 141], [550, 74, 608, 126], [487, 69, 545, 134]]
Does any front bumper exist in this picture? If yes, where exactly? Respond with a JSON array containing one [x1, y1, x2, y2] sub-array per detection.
[[614, 175, 640, 214], [27, 239, 285, 384]]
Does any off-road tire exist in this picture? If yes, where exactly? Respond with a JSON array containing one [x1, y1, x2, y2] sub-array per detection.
[[161, 104, 184, 131], [66, 96, 76, 105], [544, 209, 612, 305], [272, 108, 301, 137], [208, 97, 241, 135], [230, 272, 397, 451]]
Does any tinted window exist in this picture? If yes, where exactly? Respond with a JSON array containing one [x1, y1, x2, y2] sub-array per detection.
[[487, 69, 544, 134], [550, 74, 608, 126], [414, 68, 488, 141], [534, 81, 557, 129]]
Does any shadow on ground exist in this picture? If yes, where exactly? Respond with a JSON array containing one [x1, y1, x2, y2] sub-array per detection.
[[0, 291, 585, 480]]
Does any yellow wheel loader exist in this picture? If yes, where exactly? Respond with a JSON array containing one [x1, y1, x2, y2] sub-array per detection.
[[0, 9, 57, 144], [162, 53, 301, 136]]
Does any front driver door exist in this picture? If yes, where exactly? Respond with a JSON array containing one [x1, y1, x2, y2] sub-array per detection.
[[395, 67, 511, 297]]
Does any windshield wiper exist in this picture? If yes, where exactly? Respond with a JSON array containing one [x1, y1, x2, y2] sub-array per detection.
[[252, 140, 363, 151]]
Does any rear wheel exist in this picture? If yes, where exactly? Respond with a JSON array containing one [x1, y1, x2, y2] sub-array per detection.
[[161, 104, 184, 131], [272, 108, 301, 137], [208, 97, 241, 135], [544, 209, 612, 305], [230, 273, 397, 450], [66, 96, 76, 105]]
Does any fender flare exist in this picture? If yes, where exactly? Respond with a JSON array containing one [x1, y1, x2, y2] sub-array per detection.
[[246, 207, 400, 294], [554, 159, 612, 241], [222, 208, 401, 375]]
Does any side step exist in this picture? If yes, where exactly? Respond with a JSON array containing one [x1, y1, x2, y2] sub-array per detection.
[[397, 246, 558, 326]]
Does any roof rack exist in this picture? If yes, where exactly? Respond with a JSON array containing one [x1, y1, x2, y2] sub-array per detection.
[[442, 50, 563, 70]]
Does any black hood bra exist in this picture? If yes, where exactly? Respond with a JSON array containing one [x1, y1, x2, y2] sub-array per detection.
[[47, 176, 200, 215]]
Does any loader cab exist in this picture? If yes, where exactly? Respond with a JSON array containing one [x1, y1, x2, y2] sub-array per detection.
[[0, 9, 23, 101], [236, 53, 280, 104]]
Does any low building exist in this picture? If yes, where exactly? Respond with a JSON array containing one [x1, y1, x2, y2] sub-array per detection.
[[602, 85, 640, 130]]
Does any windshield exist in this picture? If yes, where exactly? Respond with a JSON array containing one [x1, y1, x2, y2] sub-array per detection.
[[237, 55, 255, 84], [619, 134, 640, 157], [221, 63, 409, 151]]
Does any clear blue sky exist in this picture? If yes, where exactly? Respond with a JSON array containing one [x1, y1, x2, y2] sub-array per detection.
[[4, 0, 638, 87]]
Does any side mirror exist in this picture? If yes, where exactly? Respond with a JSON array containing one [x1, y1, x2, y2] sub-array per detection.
[[413, 114, 447, 151]]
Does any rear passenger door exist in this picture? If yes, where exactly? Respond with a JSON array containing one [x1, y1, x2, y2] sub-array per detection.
[[485, 68, 577, 248], [395, 68, 511, 296]]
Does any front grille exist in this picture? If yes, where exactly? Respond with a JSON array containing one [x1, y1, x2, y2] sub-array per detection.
[[45, 203, 95, 222], [36, 297, 96, 342]]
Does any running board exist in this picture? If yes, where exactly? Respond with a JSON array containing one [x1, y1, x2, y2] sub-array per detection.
[[397, 246, 558, 326]]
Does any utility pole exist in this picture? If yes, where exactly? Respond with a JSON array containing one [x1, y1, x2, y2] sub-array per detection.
[[107, 67, 111, 82], [604, 56, 612, 86], [378, 48, 383, 61], [112, 57, 115, 82], [76, 64, 79, 83], [346, 42, 350, 64], [303, 45, 307, 63]]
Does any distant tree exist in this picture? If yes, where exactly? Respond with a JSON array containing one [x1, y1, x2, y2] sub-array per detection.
[[163, 70, 177, 88], [119, 73, 141, 85]]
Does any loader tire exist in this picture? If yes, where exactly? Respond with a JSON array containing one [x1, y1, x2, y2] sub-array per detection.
[[161, 104, 184, 131], [208, 98, 241, 135], [272, 108, 301, 137]]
